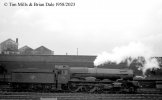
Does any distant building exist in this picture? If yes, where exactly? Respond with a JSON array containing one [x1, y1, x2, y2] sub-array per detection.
[[0, 39, 18, 54], [19, 45, 33, 55], [33, 46, 54, 55]]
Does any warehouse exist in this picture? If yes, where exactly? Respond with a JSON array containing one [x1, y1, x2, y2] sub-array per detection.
[[0, 55, 96, 73], [0, 38, 18, 54]]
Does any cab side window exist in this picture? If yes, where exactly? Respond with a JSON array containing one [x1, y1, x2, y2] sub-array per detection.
[[58, 70, 61, 75], [57, 70, 68, 75], [62, 70, 68, 75]]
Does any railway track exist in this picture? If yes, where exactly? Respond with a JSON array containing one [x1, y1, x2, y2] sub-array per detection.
[[1, 88, 162, 94], [0, 92, 162, 100]]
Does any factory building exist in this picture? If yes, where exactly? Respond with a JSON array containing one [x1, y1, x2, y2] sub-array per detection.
[[0, 39, 54, 55], [33, 46, 54, 55], [0, 55, 96, 73], [19, 45, 33, 55], [0, 39, 18, 54]]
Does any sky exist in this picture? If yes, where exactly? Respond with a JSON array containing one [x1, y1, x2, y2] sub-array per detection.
[[0, 0, 162, 56]]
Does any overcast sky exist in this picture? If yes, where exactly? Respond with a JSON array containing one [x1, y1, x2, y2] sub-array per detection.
[[0, 0, 162, 56]]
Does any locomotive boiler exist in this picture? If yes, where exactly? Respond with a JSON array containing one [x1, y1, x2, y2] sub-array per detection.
[[70, 67, 134, 80], [10, 65, 139, 93]]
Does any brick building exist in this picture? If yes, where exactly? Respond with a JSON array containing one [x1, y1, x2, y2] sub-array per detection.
[[0, 39, 18, 54], [33, 46, 54, 55], [19, 45, 33, 55]]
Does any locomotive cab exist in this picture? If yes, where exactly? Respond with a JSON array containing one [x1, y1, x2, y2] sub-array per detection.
[[55, 65, 70, 84], [54, 65, 70, 90]]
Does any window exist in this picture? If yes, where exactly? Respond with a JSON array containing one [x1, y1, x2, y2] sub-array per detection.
[[61, 70, 68, 75], [58, 70, 61, 75]]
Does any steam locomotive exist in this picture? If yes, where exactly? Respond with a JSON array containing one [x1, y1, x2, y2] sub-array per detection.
[[0, 55, 161, 93], [9, 65, 139, 93]]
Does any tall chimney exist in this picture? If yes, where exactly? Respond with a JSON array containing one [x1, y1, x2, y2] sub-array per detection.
[[16, 38, 18, 44]]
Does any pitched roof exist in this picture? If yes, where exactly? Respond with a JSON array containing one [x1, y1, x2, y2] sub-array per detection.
[[19, 45, 33, 51], [0, 38, 17, 45], [34, 46, 52, 52]]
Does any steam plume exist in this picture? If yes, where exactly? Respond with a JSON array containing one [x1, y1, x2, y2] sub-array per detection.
[[94, 42, 160, 75]]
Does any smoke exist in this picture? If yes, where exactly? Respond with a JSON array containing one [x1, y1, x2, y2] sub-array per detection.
[[94, 42, 160, 75]]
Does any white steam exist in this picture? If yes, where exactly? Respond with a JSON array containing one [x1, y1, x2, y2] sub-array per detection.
[[94, 42, 160, 75]]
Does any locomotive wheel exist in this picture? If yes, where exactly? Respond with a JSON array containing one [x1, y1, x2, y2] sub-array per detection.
[[121, 83, 129, 92], [86, 85, 104, 93], [68, 83, 79, 92], [97, 85, 104, 93], [121, 83, 136, 93], [128, 87, 135, 93], [68, 83, 87, 92], [121, 83, 135, 93], [86, 85, 95, 93]]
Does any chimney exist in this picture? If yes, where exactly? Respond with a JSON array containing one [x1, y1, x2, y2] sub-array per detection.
[[16, 38, 18, 44], [16, 38, 19, 52]]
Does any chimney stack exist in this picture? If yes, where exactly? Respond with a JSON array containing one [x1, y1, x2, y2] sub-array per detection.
[[16, 38, 18, 44]]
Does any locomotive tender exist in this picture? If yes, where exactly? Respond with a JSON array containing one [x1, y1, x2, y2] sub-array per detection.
[[10, 65, 139, 93]]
